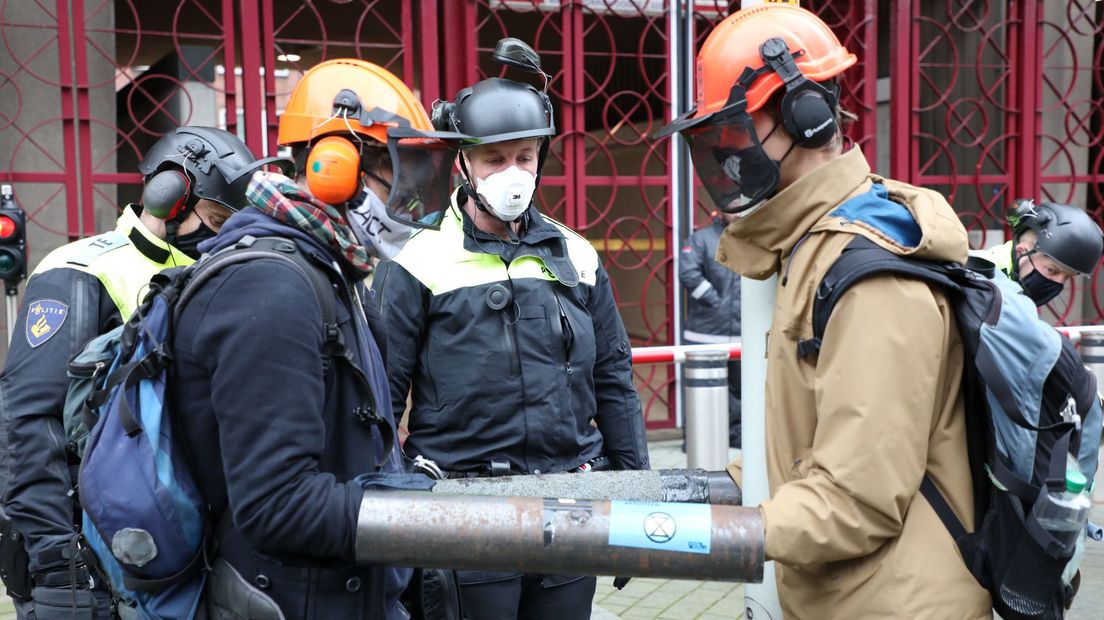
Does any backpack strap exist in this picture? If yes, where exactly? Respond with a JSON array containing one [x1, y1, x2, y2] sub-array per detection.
[[176, 236, 393, 468], [800, 236, 964, 358], [920, 475, 967, 542]]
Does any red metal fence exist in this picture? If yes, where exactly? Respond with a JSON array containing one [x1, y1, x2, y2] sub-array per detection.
[[1, 0, 1102, 428]]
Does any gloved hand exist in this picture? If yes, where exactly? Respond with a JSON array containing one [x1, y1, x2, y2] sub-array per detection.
[[30, 561, 99, 620]]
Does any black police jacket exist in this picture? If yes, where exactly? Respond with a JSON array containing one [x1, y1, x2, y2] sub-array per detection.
[[372, 194, 650, 475], [169, 209, 408, 619], [678, 216, 741, 343], [1, 206, 192, 576]]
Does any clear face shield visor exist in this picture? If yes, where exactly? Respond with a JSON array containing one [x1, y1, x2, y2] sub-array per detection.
[[683, 113, 780, 214], [384, 127, 468, 230]]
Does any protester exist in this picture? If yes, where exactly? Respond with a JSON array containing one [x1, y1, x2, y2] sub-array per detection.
[[658, 5, 990, 617], [166, 59, 451, 618]]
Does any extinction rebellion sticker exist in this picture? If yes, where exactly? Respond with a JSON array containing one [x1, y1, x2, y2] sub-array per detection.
[[607, 501, 711, 554]]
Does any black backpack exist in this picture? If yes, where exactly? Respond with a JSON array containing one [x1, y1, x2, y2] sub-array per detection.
[[803, 237, 1101, 620]]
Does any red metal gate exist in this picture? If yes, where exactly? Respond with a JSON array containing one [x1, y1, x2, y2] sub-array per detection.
[[2, 1, 1102, 428], [892, 0, 1104, 325]]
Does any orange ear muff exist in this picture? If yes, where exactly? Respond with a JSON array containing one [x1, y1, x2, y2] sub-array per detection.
[[306, 136, 361, 205]]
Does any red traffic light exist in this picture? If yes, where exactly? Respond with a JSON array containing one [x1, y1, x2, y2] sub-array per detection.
[[0, 214, 16, 239]]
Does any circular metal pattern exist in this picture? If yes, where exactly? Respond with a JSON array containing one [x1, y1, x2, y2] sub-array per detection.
[[124, 74, 193, 136], [4, 0, 1104, 398], [946, 0, 990, 33], [945, 99, 990, 148]]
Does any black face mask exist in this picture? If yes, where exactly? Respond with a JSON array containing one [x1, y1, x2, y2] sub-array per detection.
[[1020, 268, 1064, 306], [173, 222, 217, 260]]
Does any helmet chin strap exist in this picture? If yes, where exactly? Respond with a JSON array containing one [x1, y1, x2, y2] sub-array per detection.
[[457, 153, 490, 215]]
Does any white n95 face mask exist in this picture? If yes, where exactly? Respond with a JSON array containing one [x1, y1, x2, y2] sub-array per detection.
[[474, 165, 536, 222]]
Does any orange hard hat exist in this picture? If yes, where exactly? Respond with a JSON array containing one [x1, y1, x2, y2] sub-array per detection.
[[694, 4, 856, 118], [277, 58, 433, 147]]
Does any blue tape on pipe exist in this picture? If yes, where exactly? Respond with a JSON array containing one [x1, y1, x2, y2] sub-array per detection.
[[608, 501, 712, 554]]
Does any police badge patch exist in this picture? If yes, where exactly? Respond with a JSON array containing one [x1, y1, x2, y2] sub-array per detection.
[[25, 299, 69, 348]]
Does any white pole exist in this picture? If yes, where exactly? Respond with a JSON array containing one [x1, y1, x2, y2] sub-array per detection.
[[669, 0, 685, 429], [740, 275, 782, 620]]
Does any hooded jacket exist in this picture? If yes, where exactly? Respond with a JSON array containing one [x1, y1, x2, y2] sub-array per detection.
[[717, 147, 991, 619], [169, 205, 408, 619], [1, 205, 192, 577]]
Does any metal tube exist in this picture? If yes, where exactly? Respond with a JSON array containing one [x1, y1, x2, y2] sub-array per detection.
[[355, 492, 764, 583], [684, 349, 731, 469], [432, 469, 742, 506]]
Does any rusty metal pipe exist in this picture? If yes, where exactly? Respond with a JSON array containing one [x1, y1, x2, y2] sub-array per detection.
[[431, 469, 742, 505], [355, 492, 764, 583]]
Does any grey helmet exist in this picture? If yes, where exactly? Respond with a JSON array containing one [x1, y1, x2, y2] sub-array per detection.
[[1009, 200, 1104, 275], [138, 126, 292, 217]]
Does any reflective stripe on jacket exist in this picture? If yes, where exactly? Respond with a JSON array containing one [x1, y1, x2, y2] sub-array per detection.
[[679, 216, 740, 341], [374, 192, 649, 475], [1, 205, 192, 572]]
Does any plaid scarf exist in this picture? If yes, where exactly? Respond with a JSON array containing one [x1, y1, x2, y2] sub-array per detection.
[[245, 171, 374, 277]]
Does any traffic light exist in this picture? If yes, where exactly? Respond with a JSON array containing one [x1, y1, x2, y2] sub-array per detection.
[[0, 184, 27, 295]]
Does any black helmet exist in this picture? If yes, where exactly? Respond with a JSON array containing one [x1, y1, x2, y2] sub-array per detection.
[[138, 126, 291, 214], [1009, 199, 1104, 275], [435, 78, 555, 146]]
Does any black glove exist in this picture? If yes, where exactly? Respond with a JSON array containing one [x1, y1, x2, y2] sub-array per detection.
[[31, 563, 95, 620]]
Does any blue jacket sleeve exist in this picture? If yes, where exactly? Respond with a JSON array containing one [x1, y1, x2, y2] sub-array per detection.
[[1, 268, 119, 572], [371, 260, 427, 426], [182, 260, 361, 559], [588, 264, 650, 471]]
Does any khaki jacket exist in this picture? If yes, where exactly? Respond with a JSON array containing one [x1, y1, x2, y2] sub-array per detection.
[[718, 147, 991, 619]]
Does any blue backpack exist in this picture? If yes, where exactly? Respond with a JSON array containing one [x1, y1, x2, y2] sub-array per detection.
[[805, 236, 1102, 620], [77, 236, 390, 619]]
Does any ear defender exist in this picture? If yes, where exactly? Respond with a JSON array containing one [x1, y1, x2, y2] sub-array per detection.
[[141, 169, 192, 220], [306, 136, 361, 205], [759, 37, 839, 149]]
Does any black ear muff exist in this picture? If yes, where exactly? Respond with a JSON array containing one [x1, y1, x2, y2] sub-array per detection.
[[759, 37, 838, 149], [141, 169, 192, 220]]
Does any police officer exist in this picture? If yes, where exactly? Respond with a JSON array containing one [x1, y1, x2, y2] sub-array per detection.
[[374, 63, 650, 618], [0, 126, 261, 619], [987, 199, 1104, 306], [679, 210, 742, 447], [166, 59, 453, 618]]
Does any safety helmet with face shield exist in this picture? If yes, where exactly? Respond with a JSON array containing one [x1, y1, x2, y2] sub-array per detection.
[[278, 58, 466, 250], [656, 4, 856, 213]]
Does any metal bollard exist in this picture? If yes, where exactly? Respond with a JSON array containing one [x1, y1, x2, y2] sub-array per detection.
[[1082, 331, 1104, 502], [684, 349, 730, 470]]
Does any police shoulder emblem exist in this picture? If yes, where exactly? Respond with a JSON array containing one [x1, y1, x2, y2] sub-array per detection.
[[25, 299, 69, 348]]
